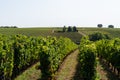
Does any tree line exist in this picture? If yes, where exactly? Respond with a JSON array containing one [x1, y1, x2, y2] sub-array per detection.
[[63, 26, 78, 32], [0, 26, 18, 28], [97, 24, 114, 28]]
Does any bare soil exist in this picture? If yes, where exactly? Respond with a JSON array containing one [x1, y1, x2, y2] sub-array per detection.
[[96, 58, 120, 80], [55, 49, 82, 80]]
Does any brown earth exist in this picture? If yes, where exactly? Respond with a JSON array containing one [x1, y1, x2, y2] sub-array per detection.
[[55, 49, 82, 80]]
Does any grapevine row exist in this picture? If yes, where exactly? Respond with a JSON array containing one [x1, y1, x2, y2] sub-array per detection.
[[96, 38, 120, 76], [79, 36, 97, 80], [0, 34, 77, 80], [39, 36, 77, 79]]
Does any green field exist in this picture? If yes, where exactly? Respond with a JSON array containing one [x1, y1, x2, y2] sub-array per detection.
[[78, 28, 120, 38], [0, 28, 82, 43], [0, 27, 120, 43], [1, 27, 120, 37]]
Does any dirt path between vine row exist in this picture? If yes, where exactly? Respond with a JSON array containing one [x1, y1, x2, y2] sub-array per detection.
[[55, 49, 120, 80], [55, 49, 82, 80], [78, 31, 86, 36], [15, 49, 120, 80], [96, 58, 120, 80]]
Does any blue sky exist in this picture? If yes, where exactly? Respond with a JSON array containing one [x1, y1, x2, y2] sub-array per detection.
[[0, 0, 120, 28]]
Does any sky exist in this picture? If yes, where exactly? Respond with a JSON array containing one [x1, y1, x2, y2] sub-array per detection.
[[0, 0, 120, 28]]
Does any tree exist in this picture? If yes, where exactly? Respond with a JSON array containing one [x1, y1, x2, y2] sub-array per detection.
[[67, 26, 72, 32], [0, 26, 18, 28], [89, 32, 111, 41], [12, 26, 18, 28], [63, 26, 66, 32], [73, 26, 77, 32], [97, 24, 103, 28], [108, 25, 114, 28]]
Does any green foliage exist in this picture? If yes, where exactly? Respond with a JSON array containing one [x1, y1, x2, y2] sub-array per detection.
[[95, 38, 120, 72], [63, 26, 66, 32], [73, 26, 78, 32], [0, 33, 77, 80], [77, 28, 120, 38], [66, 26, 78, 32], [0, 26, 18, 28], [108, 25, 114, 28], [97, 24, 103, 28], [79, 36, 120, 79], [79, 37, 97, 80], [39, 37, 77, 80], [0, 34, 14, 80], [12, 35, 43, 77], [67, 26, 72, 32], [89, 32, 111, 41]]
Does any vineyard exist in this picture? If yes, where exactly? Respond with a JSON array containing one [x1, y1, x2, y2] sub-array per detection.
[[0, 28, 82, 44], [0, 27, 120, 80], [78, 35, 120, 80], [0, 34, 77, 80], [78, 28, 120, 38]]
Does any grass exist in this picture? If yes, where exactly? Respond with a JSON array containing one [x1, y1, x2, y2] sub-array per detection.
[[55, 49, 81, 80], [1, 27, 120, 39], [0, 28, 82, 43], [1, 27, 120, 43], [0, 28, 53, 36], [15, 62, 41, 80], [78, 28, 120, 38]]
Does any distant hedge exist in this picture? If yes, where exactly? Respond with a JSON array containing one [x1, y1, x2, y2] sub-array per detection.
[[89, 32, 111, 41]]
